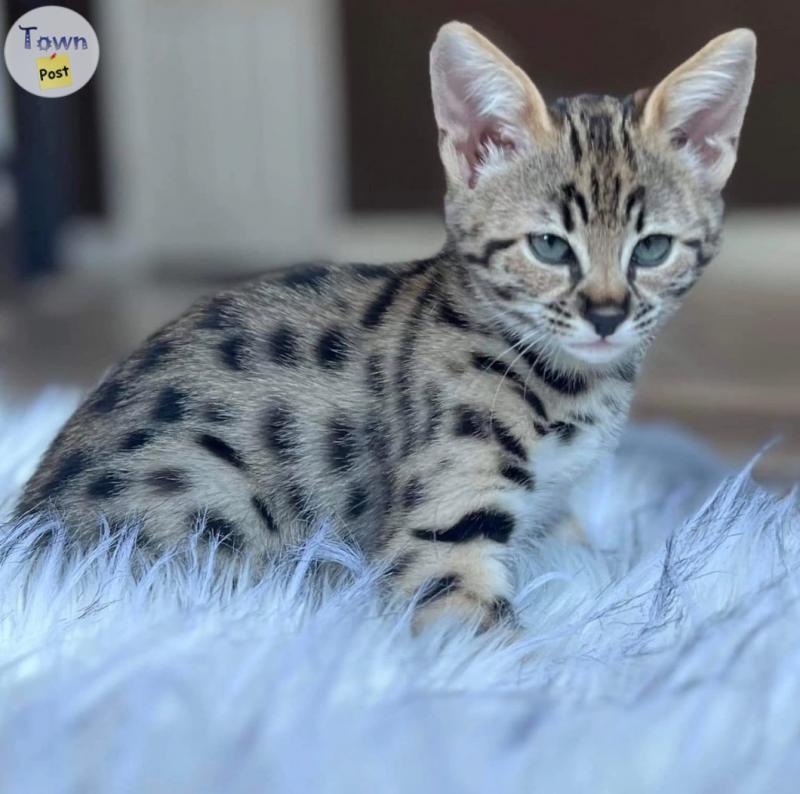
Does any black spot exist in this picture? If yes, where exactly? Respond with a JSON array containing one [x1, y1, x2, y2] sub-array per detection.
[[591, 170, 600, 210], [262, 403, 296, 457], [566, 113, 583, 163], [560, 201, 574, 233], [328, 417, 357, 471], [193, 511, 246, 552], [365, 412, 395, 515], [268, 325, 300, 367], [550, 421, 578, 442], [197, 296, 237, 330], [620, 118, 637, 167], [352, 263, 393, 279], [394, 274, 441, 459], [587, 112, 614, 154], [418, 574, 461, 607], [135, 336, 172, 373], [345, 484, 369, 520], [366, 355, 385, 396], [287, 483, 312, 519], [282, 264, 329, 291], [424, 384, 444, 441], [203, 404, 230, 424], [385, 551, 418, 579], [401, 477, 426, 510], [43, 449, 90, 496], [251, 495, 278, 533], [624, 186, 645, 222], [146, 468, 190, 494], [500, 463, 534, 489], [488, 597, 516, 626], [563, 183, 589, 225], [361, 259, 432, 328], [413, 508, 515, 544], [492, 285, 517, 302], [454, 405, 490, 439], [196, 433, 247, 470], [491, 421, 527, 461], [220, 334, 248, 371], [500, 334, 589, 397], [152, 387, 188, 423], [317, 327, 349, 369], [636, 207, 646, 234], [90, 379, 122, 414], [120, 429, 154, 451], [471, 353, 550, 418], [87, 471, 127, 500], [362, 275, 404, 328], [463, 238, 517, 267], [437, 296, 471, 330], [615, 360, 638, 382]]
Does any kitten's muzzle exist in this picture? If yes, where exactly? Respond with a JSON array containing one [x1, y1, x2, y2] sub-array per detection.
[[578, 291, 631, 338]]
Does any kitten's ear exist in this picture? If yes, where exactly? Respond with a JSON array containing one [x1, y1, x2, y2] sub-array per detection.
[[430, 22, 554, 188], [642, 29, 756, 190]]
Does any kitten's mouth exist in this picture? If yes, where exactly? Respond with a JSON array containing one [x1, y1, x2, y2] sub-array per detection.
[[564, 339, 627, 364]]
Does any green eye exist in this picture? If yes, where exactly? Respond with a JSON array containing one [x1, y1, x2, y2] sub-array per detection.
[[527, 234, 576, 265], [631, 234, 673, 267]]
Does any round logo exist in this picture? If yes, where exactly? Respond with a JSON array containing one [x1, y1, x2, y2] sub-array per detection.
[[4, 5, 99, 98]]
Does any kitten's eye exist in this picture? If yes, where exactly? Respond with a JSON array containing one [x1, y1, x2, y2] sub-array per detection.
[[527, 234, 576, 265], [631, 235, 673, 267]]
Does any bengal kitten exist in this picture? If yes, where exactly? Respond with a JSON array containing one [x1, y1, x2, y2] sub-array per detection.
[[16, 23, 756, 631]]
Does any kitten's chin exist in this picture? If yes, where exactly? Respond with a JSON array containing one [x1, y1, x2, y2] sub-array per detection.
[[561, 339, 632, 365]]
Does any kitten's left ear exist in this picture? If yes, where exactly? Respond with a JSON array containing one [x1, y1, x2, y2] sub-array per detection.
[[642, 29, 756, 190]]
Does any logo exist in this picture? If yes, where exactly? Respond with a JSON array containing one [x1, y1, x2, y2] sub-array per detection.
[[4, 6, 99, 98]]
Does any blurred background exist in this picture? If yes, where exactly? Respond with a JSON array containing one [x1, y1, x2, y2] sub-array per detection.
[[0, 0, 798, 477]]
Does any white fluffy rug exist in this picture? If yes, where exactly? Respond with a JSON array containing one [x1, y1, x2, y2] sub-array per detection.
[[1, 388, 799, 794]]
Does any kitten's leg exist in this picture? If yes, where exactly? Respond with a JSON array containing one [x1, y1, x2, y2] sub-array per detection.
[[385, 459, 534, 633], [390, 529, 517, 634]]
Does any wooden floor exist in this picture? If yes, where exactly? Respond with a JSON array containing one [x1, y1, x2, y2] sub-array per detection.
[[2, 246, 798, 482]]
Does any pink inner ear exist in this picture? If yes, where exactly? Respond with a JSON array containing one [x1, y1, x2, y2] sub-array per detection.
[[668, 53, 751, 169], [457, 124, 518, 188], [676, 95, 741, 167]]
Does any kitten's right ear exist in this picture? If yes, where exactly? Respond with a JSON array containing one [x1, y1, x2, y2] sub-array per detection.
[[430, 22, 554, 189]]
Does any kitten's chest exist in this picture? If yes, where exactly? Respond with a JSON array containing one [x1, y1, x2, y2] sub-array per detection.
[[529, 385, 631, 496]]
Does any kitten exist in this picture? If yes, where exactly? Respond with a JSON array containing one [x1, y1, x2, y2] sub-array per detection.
[[16, 23, 756, 631]]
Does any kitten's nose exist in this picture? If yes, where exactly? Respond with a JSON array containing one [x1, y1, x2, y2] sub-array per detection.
[[578, 292, 630, 338]]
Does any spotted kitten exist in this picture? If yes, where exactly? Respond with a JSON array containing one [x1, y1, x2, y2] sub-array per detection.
[[17, 23, 755, 631]]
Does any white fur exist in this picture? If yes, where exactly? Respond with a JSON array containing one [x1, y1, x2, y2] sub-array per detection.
[[1, 389, 799, 793]]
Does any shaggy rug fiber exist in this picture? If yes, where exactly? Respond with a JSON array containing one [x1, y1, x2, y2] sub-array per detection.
[[1, 388, 799, 794]]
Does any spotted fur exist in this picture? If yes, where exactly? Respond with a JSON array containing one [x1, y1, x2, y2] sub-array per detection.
[[16, 23, 755, 633]]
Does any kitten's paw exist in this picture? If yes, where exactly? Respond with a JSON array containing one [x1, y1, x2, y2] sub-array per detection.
[[411, 587, 518, 636]]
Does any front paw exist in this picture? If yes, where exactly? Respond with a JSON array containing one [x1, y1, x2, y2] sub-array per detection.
[[411, 582, 518, 635]]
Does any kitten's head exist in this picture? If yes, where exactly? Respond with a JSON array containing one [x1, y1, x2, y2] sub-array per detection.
[[431, 22, 756, 367]]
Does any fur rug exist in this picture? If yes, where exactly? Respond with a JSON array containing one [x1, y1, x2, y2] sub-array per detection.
[[1, 388, 799, 794]]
